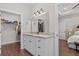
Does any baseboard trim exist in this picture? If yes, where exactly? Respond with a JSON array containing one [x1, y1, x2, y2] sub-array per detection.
[[1, 40, 20, 45]]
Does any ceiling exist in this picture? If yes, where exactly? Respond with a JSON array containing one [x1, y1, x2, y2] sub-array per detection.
[[23, 3, 37, 8], [0, 3, 37, 8], [58, 3, 79, 15], [22, 3, 79, 16]]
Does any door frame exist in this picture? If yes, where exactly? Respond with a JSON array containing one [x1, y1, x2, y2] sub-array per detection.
[[0, 8, 23, 49]]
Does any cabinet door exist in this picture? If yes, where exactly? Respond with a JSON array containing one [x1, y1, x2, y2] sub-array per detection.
[[44, 38, 54, 56], [23, 35, 32, 53], [29, 36, 36, 55], [23, 35, 36, 55], [23, 35, 29, 50]]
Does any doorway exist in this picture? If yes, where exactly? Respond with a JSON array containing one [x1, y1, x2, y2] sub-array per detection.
[[0, 9, 21, 56]]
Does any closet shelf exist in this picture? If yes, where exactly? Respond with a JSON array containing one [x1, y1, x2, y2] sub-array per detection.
[[1, 19, 18, 24]]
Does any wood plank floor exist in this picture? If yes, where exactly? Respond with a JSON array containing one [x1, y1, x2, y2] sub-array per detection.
[[1, 40, 79, 56], [1, 42, 32, 56], [59, 39, 79, 56]]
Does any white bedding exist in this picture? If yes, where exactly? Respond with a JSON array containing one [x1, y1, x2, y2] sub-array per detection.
[[67, 35, 79, 43], [67, 31, 79, 50]]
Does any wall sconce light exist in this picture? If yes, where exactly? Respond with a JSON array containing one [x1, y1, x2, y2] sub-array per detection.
[[37, 10, 41, 14], [40, 8, 44, 13], [34, 12, 37, 16]]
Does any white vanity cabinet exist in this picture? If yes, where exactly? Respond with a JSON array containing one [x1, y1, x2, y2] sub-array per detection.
[[23, 34, 54, 56], [36, 38, 53, 56], [23, 35, 36, 55]]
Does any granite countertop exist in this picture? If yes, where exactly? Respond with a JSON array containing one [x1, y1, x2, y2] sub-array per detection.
[[23, 32, 54, 38]]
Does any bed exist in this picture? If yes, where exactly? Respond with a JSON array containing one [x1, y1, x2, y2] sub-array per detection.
[[67, 30, 79, 50]]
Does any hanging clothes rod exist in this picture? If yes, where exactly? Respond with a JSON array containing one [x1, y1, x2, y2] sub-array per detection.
[[1, 18, 18, 24]]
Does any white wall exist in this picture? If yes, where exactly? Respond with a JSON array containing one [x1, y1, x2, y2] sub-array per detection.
[[59, 19, 66, 39], [59, 14, 79, 39], [31, 3, 59, 56], [0, 3, 32, 45], [0, 3, 32, 32], [0, 3, 31, 19]]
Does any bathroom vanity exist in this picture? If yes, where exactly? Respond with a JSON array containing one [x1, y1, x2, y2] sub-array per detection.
[[23, 32, 54, 56], [22, 4, 59, 56]]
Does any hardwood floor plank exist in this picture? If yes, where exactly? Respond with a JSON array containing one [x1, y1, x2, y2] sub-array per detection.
[[59, 39, 79, 56], [1, 42, 32, 56]]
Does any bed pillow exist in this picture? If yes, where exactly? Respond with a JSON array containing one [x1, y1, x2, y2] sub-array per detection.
[[74, 31, 79, 35]]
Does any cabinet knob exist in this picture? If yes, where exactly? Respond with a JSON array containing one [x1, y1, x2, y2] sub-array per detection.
[[29, 40, 32, 42], [38, 40, 41, 42], [38, 54, 40, 56], [56, 34, 59, 37], [38, 46, 40, 48]]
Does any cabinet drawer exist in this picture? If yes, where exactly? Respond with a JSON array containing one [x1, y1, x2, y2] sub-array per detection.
[[37, 39, 45, 48], [36, 38, 54, 56], [23, 35, 54, 56], [23, 36, 30, 51], [36, 45, 45, 56], [36, 39, 45, 56]]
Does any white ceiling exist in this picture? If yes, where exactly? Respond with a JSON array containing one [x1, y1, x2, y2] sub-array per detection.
[[58, 3, 77, 15], [0, 3, 37, 8], [22, 3, 37, 8]]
